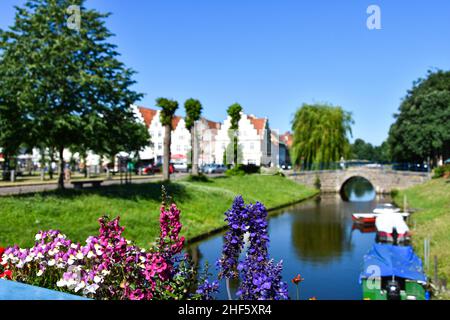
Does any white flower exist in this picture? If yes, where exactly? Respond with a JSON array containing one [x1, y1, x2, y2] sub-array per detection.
[[83, 283, 99, 295], [70, 243, 78, 249], [74, 281, 86, 293], [36, 270, 44, 277], [36, 252, 44, 259], [101, 270, 110, 276], [57, 279, 66, 287], [94, 276, 103, 284], [66, 279, 78, 290], [25, 255, 33, 263], [48, 259, 56, 266], [87, 251, 95, 259], [76, 251, 84, 260], [35, 233, 42, 241], [139, 256, 146, 262], [95, 250, 103, 256]]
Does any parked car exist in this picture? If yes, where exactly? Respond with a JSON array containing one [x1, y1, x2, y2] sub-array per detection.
[[202, 164, 227, 174], [143, 163, 169, 175], [173, 162, 188, 173]]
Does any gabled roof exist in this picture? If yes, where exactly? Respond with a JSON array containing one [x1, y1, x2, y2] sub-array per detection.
[[280, 132, 293, 148], [171, 116, 182, 130], [247, 114, 268, 135], [137, 106, 157, 128], [205, 119, 221, 130]]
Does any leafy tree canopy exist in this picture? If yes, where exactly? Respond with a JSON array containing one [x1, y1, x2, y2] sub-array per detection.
[[291, 103, 353, 169], [0, 0, 146, 186], [157, 98, 179, 128], [184, 98, 202, 130], [388, 70, 450, 164]]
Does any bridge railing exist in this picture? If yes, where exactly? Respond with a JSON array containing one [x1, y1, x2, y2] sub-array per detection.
[[293, 161, 431, 173]]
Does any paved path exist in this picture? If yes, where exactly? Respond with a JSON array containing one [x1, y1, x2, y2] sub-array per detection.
[[0, 173, 191, 196]]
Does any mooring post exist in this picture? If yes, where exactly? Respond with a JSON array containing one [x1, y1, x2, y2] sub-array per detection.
[[434, 255, 438, 287]]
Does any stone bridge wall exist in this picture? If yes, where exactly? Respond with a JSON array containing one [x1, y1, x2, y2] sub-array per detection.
[[288, 167, 430, 194]]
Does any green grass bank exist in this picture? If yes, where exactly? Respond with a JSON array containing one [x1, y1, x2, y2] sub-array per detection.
[[393, 178, 450, 298], [0, 175, 317, 248]]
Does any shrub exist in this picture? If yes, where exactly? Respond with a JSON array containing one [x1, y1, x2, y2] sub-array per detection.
[[226, 164, 261, 176], [186, 173, 210, 183], [433, 164, 450, 179], [314, 175, 321, 190]]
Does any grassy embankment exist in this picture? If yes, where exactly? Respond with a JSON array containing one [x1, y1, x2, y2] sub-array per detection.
[[393, 178, 450, 299], [0, 175, 317, 248]]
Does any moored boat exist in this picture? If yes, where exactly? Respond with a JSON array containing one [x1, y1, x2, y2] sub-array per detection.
[[375, 212, 411, 245], [352, 203, 409, 225], [360, 244, 428, 300]]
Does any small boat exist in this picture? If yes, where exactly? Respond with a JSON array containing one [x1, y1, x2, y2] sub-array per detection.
[[360, 244, 428, 300], [352, 212, 409, 224], [372, 203, 401, 215], [352, 203, 409, 225], [375, 212, 411, 245]]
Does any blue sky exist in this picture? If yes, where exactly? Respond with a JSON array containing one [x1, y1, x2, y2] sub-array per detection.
[[1, 0, 450, 145]]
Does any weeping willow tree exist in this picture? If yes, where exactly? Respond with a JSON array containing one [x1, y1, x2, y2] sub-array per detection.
[[291, 104, 353, 170]]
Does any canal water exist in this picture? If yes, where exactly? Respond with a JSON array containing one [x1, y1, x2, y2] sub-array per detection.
[[187, 177, 393, 300]]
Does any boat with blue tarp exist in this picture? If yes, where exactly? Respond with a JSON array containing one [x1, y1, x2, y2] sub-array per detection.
[[360, 244, 429, 300]]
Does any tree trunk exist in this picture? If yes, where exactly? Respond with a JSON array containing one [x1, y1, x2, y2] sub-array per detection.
[[1, 153, 9, 181], [57, 146, 65, 189], [163, 124, 171, 181], [191, 124, 199, 175]]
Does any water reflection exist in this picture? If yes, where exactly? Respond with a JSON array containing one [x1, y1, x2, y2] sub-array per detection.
[[341, 177, 375, 202], [188, 178, 385, 300], [291, 196, 351, 263]]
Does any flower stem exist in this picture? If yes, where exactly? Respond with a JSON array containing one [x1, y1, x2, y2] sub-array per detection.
[[226, 278, 233, 300]]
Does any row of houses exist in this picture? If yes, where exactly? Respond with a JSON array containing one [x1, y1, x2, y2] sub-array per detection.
[[132, 105, 292, 167], [1, 105, 292, 172]]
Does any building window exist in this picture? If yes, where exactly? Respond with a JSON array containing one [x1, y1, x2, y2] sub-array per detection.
[[176, 145, 181, 152], [250, 142, 254, 150], [158, 143, 162, 150], [158, 131, 162, 137]]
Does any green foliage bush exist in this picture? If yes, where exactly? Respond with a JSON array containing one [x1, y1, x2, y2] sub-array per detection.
[[226, 164, 261, 176], [314, 175, 321, 190], [432, 164, 450, 179], [186, 174, 211, 182]]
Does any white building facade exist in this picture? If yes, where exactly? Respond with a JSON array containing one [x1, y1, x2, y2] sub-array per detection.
[[215, 113, 276, 166], [133, 105, 220, 165]]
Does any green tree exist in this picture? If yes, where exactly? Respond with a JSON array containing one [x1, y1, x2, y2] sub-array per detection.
[[226, 103, 243, 165], [291, 103, 353, 170], [388, 70, 450, 165], [0, 0, 143, 188], [184, 98, 202, 175], [351, 138, 375, 160], [157, 98, 178, 181]]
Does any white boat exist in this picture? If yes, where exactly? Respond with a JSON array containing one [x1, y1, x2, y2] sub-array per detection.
[[375, 212, 411, 244], [352, 203, 409, 225], [373, 203, 401, 215]]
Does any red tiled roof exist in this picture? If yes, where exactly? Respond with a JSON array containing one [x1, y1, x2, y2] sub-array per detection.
[[171, 116, 182, 130], [247, 115, 267, 134], [137, 107, 157, 128], [206, 119, 220, 130], [280, 132, 293, 148]]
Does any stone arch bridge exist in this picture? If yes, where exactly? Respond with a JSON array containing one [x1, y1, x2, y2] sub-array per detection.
[[288, 167, 430, 194]]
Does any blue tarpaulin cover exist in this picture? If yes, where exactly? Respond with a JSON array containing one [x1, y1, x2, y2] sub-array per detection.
[[360, 244, 427, 283]]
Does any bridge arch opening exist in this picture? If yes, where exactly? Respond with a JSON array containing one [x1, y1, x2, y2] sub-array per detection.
[[339, 176, 375, 202]]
